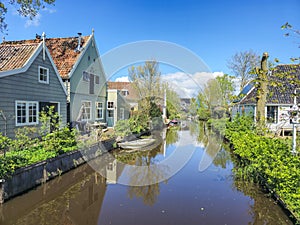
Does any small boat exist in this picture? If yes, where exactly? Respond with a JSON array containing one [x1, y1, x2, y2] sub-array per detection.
[[168, 119, 179, 126], [117, 138, 156, 150]]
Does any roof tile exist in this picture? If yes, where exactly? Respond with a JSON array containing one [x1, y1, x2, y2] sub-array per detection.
[[0, 42, 39, 71], [0, 35, 90, 79]]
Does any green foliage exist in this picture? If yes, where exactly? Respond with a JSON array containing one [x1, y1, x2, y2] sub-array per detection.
[[114, 119, 132, 138], [115, 112, 149, 138], [149, 101, 161, 118], [0, 0, 56, 33], [226, 115, 300, 220], [197, 107, 211, 121], [166, 88, 181, 120], [207, 118, 228, 135], [0, 132, 10, 155], [0, 109, 78, 178]]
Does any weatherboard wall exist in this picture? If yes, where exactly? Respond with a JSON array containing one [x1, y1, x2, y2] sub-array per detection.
[[0, 50, 67, 138]]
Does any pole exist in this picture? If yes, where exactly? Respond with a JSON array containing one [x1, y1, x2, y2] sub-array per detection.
[[292, 89, 298, 155], [163, 89, 167, 120], [292, 123, 297, 154]]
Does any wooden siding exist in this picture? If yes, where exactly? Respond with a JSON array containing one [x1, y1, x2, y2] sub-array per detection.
[[69, 37, 107, 124], [0, 50, 67, 138]]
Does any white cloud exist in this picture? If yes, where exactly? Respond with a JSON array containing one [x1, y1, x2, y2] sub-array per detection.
[[24, 13, 41, 28], [115, 76, 130, 82], [112, 72, 227, 98], [161, 71, 224, 98], [42, 7, 56, 14]]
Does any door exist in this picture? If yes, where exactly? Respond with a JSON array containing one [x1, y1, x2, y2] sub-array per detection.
[[107, 101, 115, 127]]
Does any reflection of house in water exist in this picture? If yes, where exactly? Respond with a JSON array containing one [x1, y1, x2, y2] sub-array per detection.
[[106, 159, 118, 184], [1, 164, 108, 225], [68, 172, 107, 225]]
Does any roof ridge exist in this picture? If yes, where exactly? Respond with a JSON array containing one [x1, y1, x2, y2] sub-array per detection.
[[2, 35, 91, 44]]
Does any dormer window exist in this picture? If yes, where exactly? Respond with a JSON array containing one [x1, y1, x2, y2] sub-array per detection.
[[39, 66, 49, 84], [121, 89, 129, 96]]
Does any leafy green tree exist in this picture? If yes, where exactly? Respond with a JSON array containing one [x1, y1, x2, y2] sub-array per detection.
[[0, 0, 55, 33], [188, 98, 198, 117], [129, 60, 163, 120], [197, 74, 235, 120], [227, 50, 260, 91], [166, 87, 181, 119], [215, 74, 235, 110]]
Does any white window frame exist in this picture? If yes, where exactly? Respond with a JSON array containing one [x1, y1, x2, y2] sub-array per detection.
[[15, 101, 39, 126], [107, 101, 114, 109], [120, 108, 125, 120], [38, 66, 49, 84], [96, 102, 104, 120], [81, 101, 92, 121], [121, 89, 129, 96]]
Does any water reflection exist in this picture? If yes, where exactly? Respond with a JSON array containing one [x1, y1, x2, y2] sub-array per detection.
[[0, 122, 294, 225], [1, 164, 107, 225], [233, 181, 294, 224]]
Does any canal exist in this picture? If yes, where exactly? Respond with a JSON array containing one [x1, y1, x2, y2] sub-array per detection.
[[0, 123, 293, 225]]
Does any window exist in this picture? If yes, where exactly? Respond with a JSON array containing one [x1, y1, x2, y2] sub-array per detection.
[[16, 101, 38, 126], [39, 66, 49, 84], [108, 110, 114, 118], [107, 101, 114, 118], [95, 76, 100, 84], [121, 90, 129, 96], [120, 108, 125, 120], [96, 102, 104, 119], [107, 101, 114, 109], [82, 101, 92, 120], [83, 71, 90, 81], [267, 106, 278, 123]]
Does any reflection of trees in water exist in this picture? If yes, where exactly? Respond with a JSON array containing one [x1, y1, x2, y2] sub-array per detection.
[[197, 121, 209, 147], [113, 144, 169, 206], [212, 148, 231, 169], [128, 182, 160, 206], [165, 127, 179, 145], [233, 180, 293, 225], [188, 120, 199, 137]]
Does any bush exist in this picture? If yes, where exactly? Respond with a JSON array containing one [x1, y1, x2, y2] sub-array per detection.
[[226, 115, 300, 220]]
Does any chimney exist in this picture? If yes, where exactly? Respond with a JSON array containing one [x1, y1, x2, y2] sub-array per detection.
[[76, 32, 82, 52], [42, 32, 46, 61]]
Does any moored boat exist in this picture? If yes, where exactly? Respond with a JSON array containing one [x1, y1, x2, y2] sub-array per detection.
[[117, 138, 156, 150]]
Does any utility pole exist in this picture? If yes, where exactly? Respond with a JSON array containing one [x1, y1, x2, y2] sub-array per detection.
[[290, 89, 299, 155]]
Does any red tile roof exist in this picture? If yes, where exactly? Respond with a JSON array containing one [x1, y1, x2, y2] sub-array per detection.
[[45, 36, 90, 79], [107, 81, 139, 100], [0, 42, 40, 71], [0, 35, 90, 79]]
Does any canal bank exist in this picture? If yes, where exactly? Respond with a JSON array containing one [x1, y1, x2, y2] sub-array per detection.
[[0, 138, 115, 203], [0, 124, 294, 225]]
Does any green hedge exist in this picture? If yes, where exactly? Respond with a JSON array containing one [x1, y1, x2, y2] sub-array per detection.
[[225, 115, 300, 221], [0, 127, 78, 178]]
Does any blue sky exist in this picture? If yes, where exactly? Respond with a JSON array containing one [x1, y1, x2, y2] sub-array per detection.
[[3, 0, 300, 94]]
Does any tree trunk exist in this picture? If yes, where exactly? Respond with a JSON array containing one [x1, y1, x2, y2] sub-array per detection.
[[256, 52, 269, 131]]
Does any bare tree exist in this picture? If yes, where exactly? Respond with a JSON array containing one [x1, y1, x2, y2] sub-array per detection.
[[227, 50, 260, 91]]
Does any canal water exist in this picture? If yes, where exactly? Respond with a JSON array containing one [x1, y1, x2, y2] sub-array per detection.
[[0, 123, 293, 225]]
